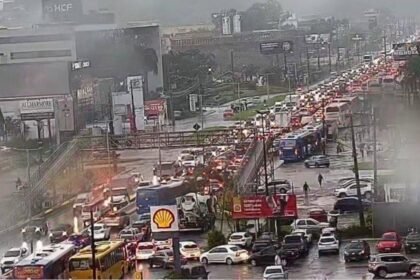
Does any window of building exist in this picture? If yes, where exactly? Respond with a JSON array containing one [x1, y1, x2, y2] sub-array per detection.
[[10, 49, 72, 60]]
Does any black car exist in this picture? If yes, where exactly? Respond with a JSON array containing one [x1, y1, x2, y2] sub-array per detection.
[[344, 240, 370, 262], [251, 241, 273, 253], [181, 264, 209, 279], [49, 224, 73, 243], [149, 250, 187, 269], [282, 234, 309, 257], [21, 218, 49, 241], [333, 197, 371, 213], [249, 245, 279, 266], [405, 232, 420, 253]]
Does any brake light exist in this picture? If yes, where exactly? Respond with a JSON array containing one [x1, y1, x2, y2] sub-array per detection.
[[236, 252, 240, 257]]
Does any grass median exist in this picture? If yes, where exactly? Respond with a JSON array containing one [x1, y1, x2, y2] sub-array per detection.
[[233, 95, 286, 121]]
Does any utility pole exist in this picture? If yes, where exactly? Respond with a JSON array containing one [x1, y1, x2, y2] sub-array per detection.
[[306, 46, 311, 85], [200, 83, 204, 129], [373, 108, 378, 200], [266, 74, 270, 99], [322, 100, 326, 155], [90, 209, 97, 280], [26, 149, 32, 219], [328, 43, 332, 73], [257, 110, 270, 196], [231, 50, 235, 98], [283, 52, 288, 81], [130, 79, 137, 132], [383, 35, 387, 63], [350, 114, 366, 227], [317, 45, 321, 71]]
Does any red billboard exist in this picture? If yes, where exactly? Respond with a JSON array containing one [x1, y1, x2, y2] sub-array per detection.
[[232, 194, 298, 219], [145, 99, 166, 119]]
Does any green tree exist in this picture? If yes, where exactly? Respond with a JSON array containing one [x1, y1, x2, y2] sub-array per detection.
[[406, 56, 420, 99], [242, 0, 283, 31]]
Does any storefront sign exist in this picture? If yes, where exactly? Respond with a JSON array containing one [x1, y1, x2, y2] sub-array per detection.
[[232, 194, 297, 219], [145, 99, 166, 118], [20, 98, 54, 120], [150, 205, 179, 232]]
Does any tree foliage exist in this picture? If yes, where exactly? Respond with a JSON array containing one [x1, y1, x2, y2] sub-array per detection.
[[407, 56, 420, 78], [207, 230, 226, 249], [242, 0, 283, 31]]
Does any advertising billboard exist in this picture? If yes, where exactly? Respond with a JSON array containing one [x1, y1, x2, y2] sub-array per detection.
[[20, 98, 54, 121], [145, 99, 166, 119], [232, 194, 297, 220], [260, 41, 293, 55], [42, 0, 83, 22], [150, 205, 179, 232], [392, 42, 420, 61]]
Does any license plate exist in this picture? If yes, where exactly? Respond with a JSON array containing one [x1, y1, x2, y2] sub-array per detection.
[[385, 248, 390, 251], [412, 246, 417, 249]]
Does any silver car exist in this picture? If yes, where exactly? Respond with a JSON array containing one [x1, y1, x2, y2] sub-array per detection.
[[368, 253, 418, 278], [304, 155, 330, 168]]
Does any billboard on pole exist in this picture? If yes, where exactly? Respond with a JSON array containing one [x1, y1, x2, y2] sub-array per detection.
[[260, 41, 293, 55], [150, 205, 179, 232], [20, 98, 54, 121], [232, 194, 298, 219]]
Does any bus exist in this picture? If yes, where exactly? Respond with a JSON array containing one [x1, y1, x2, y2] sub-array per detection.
[[136, 179, 188, 214], [334, 96, 361, 113], [324, 102, 350, 128], [81, 198, 110, 224], [13, 244, 75, 279], [69, 241, 129, 280], [279, 129, 321, 162]]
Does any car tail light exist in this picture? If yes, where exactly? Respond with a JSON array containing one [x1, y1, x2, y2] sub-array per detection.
[[236, 252, 240, 257]]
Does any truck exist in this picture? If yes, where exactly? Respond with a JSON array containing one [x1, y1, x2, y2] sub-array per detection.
[[108, 174, 137, 210], [178, 193, 215, 232], [274, 111, 292, 128], [102, 211, 130, 229]]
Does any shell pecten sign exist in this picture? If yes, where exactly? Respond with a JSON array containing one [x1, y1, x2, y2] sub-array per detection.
[[150, 205, 179, 232]]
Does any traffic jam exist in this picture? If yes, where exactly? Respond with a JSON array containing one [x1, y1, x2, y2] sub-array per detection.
[[0, 57, 410, 280]]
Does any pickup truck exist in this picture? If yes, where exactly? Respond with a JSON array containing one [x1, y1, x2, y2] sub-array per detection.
[[102, 212, 130, 229], [282, 235, 309, 258]]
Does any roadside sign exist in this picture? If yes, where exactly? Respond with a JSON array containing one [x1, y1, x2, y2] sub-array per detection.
[[150, 205, 179, 232], [193, 123, 201, 131], [260, 41, 293, 55]]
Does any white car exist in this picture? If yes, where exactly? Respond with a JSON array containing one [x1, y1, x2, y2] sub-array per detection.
[[136, 242, 155, 261], [200, 245, 249, 265], [86, 223, 110, 241], [291, 218, 329, 231], [291, 229, 313, 244], [180, 154, 198, 167], [263, 265, 288, 280], [318, 235, 340, 255], [73, 193, 91, 210], [334, 182, 373, 199], [179, 241, 201, 260], [228, 232, 253, 247], [152, 236, 172, 249], [1, 247, 28, 273]]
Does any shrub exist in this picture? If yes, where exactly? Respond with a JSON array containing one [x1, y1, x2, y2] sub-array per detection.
[[341, 224, 372, 239], [207, 230, 226, 250], [164, 271, 184, 279]]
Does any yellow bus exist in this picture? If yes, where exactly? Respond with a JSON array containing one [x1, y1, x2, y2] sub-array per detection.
[[69, 240, 129, 279]]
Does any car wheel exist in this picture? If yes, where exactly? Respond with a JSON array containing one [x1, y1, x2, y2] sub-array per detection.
[[305, 163, 310, 168], [409, 265, 418, 276], [335, 249, 339, 255], [339, 193, 347, 198], [325, 164, 330, 168], [149, 261, 153, 268], [1, 268, 4, 274], [376, 268, 387, 278], [280, 188, 287, 194], [226, 258, 233, 265], [201, 257, 208, 264], [344, 257, 349, 263], [318, 251, 323, 257], [364, 192, 372, 200], [251, 259, 257, 266], [315, 163, 319, 168]]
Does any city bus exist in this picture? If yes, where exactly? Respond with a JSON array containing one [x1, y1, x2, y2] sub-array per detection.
[[136, 179, 188, 214], [279, 129, 321, 162], [324, 102, 350, 128], [69, 240, 129, 280], [13, 244, 75, 279]]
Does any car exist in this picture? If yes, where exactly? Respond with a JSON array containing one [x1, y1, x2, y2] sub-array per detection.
[[291, 218, 329, 233], [85, 223, 110, 241], [49, 224, 73, 243], [119, 227, 143, 242], [251, 241, 274, 254], [282, 234, 308, 257], [368, 253, 418, 278], [72, 193, 91, 215], [0, 247, 28, 273], [250, 245, 279, 266], [149, 249, 187, 269], [180, 154, 198, 167], [344, 240, 370, 262], [200, 245, 249, 265], [102, 211, 130, 229], [136, 242, 155, 261], [333, 197, 371, 213], [179, 241, 201, 260], [405, 232, 420, 253], [291, 229, 313, 244], [228, 232, 253, 248], [304, 155, 330, 168], [308, 208, 328, 223], [318, 235, 340, 255], [21, 217, 49, 240], [257, 180, 292, 194], [376, 231, 402, 253], [334, 182, 373, 199], [152, 236, 172, 250], [263, 265, 288, 280], [321, 227, 341, 243], [64, 232, 91, 249], [181, 264, 209, 279]]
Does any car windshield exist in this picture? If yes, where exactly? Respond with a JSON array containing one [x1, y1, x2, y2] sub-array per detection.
[[166, 251, 174, 256], [93, 226, 103, 231], [284, 236, 301, 243], [230, 234, 243, 239], [183, 244, 198, 249], [347, 242, 363, 249], [229, 246, 240, 252], [382, 233, 396, 241], [266, 268, 284, 274], [4, 250, 20, 257], [407, 233, 420, 240]]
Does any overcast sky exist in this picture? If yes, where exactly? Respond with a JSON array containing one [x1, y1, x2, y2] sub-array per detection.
[[107, 0, 420, 25]]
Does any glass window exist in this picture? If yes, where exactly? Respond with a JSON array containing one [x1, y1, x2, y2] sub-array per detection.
[[11, 50, 72, 60], [296, 220, 305, 226], [307, 220, 317, 225], [262, 247, 276, 255]]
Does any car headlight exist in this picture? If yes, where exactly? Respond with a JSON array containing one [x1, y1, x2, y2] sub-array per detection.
[[14, 259, 19, 263], [344, 251, 349, 255], [359, 250, 365, 255], [49, 233, 53, 237], [62, 232, 67, 236], [21, 229, 26, 233]]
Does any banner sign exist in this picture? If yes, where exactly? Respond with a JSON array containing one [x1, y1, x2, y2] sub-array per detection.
[[150, 205, 179, 232], [260, 41, 293, 55], [392, 42, 420, 61], [145, 99, 166, 118], [232, 194, 298, 219], [20, 98, 54, 120], [42, 0, 83, 22]]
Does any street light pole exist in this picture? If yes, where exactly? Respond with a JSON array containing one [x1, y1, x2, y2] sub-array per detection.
[[90, 209, 97, 280], [328, 43, 332, 73], [257, 110, 270, 196], [349, 114, 366, 227], [322, 100, 326, 155], [130, 79, 137, 132], [373, 108, 378, 200]]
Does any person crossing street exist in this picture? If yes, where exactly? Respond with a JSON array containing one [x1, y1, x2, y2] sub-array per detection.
[[303, 182, 310, 205], [318, 173, 324, 188]]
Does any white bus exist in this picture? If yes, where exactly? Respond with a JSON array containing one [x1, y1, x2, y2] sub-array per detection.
[[324, 102, 350, 128]]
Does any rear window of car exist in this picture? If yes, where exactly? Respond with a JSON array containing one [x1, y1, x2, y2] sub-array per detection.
[[382, 233, 396, 241], [265, 268, 283, 274], [183, 244, 198, 249], [229, 246, 240, 252], [320, 237, 335, 243], [284, 236, 301, 243], [348, 242, 363, 249], [230, 234, 243, 240]]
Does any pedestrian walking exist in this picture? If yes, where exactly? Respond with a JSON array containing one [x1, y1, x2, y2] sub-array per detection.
[[303, 182, 310, 205], [318, 173, 323, 188], [336, 144, 340, 155], [275, 253, 281, 265], [359, 143, 365, 158]]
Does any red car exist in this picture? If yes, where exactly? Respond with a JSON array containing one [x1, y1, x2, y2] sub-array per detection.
[[308, 208, 328, 223], [376, 231, 402, 253]]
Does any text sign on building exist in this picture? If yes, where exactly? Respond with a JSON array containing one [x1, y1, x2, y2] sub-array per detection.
[[392, 42, 420, 61], [150, 205, 179, 232], [42, 0, 83, 22], [260, 41, 293, 55], [20, 98, 54, 121]]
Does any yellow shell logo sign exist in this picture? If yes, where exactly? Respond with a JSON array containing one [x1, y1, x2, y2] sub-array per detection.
[[153, 209, 175, 229]]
